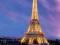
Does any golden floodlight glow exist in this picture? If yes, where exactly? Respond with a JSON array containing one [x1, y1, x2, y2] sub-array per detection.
[[21, 0, 49, 45]]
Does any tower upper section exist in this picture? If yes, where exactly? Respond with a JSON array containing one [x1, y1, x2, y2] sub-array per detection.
[[31, 0, 39, 20]]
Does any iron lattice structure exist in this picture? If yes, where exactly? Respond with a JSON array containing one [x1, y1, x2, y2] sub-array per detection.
[[21, 0, 49, 45]]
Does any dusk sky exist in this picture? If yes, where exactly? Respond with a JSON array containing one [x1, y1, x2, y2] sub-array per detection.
[[0, 0, 60, 39]]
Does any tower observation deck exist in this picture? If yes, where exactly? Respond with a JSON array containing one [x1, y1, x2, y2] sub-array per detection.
[[21, 0, 49, 45]]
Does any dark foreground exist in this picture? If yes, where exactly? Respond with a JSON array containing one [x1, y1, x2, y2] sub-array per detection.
[[0, 37, 60, 45]]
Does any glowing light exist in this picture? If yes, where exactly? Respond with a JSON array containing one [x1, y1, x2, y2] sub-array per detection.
[[21, 0, 49, 44], [21, 37, 26, 43]]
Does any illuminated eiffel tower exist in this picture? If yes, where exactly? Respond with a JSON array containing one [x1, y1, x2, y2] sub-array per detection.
[[21, 0, 49, 45]]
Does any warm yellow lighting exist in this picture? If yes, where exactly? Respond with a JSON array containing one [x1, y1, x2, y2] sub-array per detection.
[[29, 38, 33, 44], [21, 37, 26, 43], [31, 0, 39, 20], [20, 0, 49, 45]]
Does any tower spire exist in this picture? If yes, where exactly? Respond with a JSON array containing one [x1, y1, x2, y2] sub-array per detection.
[[20, 0, 49, 45], [31, 0, 38, 20]]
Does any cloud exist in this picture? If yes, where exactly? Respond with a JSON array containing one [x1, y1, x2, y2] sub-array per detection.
[[38, 0, 50, 11], [11, 0, 31, 8], [55, 0, 60, 13], [0, 1, 30, 23], [0, 0, 60, 39]]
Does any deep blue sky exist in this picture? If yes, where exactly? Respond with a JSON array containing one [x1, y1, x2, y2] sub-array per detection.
[[0, 0, 60, 39]]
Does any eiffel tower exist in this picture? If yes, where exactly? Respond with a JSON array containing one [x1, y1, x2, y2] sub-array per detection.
[[21, 0, 49, 45]]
